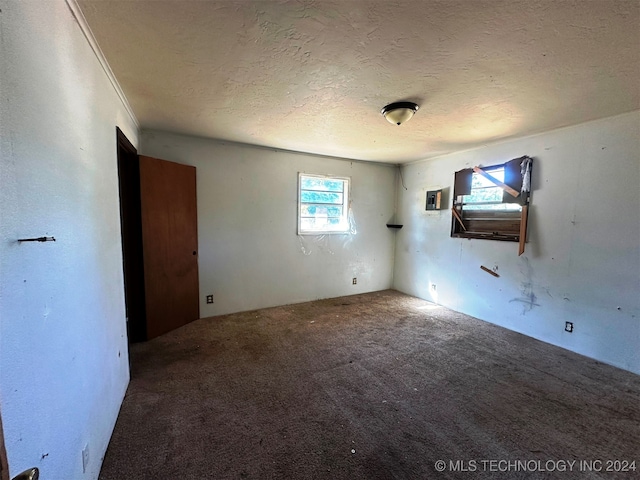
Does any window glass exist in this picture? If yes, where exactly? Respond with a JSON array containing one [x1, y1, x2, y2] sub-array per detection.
[[463, 168, 521, 211], [298, 174, 350, 234]]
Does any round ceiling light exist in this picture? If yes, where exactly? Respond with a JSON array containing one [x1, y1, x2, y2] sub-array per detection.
[[381, 101, 419, 125]]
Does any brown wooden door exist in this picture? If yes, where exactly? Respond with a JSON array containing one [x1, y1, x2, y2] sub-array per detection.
[[139, 156, 199, 339]]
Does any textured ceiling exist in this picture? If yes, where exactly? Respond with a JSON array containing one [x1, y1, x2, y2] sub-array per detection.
[[77, 0, 640, 163]]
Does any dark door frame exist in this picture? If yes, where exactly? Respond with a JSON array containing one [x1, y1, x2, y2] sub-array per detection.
[[116, 127, 147, 342], [0, 405, 8, 480]]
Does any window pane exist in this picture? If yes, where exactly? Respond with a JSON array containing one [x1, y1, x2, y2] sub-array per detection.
[[301, 177, 344, 192], [463, 186, 503, 204], [464, 203, 522, 211], [300, 191, 343, 204], [471, 168, 504, 188], [465, 169, 506, 204], [300, 217, 347, 231], [300, 217, 318, 230], [301, 204, 343, 217]]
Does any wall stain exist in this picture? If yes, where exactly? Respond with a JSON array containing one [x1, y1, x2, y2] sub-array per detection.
[[509, 257, 541, 314]]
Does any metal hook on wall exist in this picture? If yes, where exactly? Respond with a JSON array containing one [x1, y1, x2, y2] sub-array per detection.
[[17, 236, 56, 243]]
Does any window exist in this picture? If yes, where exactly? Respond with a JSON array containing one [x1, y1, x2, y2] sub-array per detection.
[[462, 167, 522, 211], [298, 173, 350, 234], [451, 156, 532, 254]]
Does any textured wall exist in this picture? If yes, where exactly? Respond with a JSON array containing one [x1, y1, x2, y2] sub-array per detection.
[[393, 111, 640, 374], [141, 131, 397, 317], [0, 1, 137, 478]]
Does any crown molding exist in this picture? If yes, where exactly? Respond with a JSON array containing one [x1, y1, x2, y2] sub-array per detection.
[[65, 0, 139, 130]]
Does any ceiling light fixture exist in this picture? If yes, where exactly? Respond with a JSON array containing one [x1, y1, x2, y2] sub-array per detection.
[[381, 101, 419, 125]]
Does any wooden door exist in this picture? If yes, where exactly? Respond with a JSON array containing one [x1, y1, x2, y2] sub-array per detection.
[[139, 156, 199, 339]]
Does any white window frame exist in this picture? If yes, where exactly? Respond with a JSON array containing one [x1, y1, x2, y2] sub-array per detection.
[[298, 173, 351, 235]]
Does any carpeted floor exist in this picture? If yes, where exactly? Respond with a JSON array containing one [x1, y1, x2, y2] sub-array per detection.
[[99, 290, 639, 480]]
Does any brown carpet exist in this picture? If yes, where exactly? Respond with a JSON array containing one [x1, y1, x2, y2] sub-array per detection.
[[99, 290, 639, 480]]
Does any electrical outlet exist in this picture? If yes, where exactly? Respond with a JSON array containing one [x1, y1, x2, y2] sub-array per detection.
[[82, 444, 90, 473], [430, 284, 437, 291], [565, 321, 573, 333], [352, 278, 357, 285], [206, 295, 214, 304]]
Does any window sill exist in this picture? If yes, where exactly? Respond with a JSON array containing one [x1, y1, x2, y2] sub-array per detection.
[[298, 231, 352, 236], [451, 232, 519, 242]]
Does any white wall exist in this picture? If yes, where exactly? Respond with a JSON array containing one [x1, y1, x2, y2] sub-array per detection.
[[393, 111, 640, 374], [0, 1, 137, 478], [141, 131, 397, 317]]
